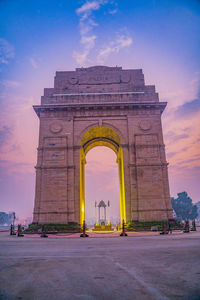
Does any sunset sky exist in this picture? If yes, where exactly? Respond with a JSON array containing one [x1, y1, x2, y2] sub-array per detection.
[[0, 0, 200, 221]]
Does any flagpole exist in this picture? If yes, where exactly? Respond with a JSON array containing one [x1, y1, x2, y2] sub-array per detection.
[[95, 201, 98, 225], [107, 200, 110, 225]]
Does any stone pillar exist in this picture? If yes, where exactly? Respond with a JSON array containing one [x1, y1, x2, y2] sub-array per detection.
[[107, 201, 110, 225], [117, 146, 126, 224], [33, 118, 69, 224], [98, 205, 100, 225], [95, 201, 98, 225]]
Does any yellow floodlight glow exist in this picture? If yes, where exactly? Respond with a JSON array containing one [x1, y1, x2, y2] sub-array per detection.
[[80, 126, 126, 226], [117, 146, 126, 225], [80, 147, 85, 225]]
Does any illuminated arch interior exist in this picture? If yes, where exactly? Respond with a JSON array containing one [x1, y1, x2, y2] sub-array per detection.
[[80, 126, 126, 225]]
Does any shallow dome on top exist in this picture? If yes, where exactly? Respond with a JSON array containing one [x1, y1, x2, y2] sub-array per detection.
[[98, 200, 107, 208]]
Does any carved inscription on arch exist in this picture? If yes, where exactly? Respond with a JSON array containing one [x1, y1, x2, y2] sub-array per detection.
[[66, 73, 131, 85]]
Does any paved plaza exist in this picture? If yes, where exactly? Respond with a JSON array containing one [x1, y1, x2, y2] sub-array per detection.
[[0, 230, 200, 300]]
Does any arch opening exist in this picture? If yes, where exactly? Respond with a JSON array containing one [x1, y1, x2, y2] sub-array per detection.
[[85, 147, 120, 227], [80, 126, 126, 226]]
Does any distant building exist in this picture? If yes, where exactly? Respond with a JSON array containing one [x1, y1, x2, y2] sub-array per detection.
[[196, 202, 200, 224], [173, 209, 177, 219]]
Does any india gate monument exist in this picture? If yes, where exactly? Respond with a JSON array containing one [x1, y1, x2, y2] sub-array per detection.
[[33, 66, 173, 225]]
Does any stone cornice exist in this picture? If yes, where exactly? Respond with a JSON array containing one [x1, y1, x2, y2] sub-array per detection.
[[132, 209, 173, 212], [42, 92, 159, 105], [35, 165, 75, 169], [33, 101, 167, 117], [53, 91, 146, 96], [129, 162, 169, 167]]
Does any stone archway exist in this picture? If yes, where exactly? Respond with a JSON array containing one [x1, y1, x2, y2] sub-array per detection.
[[33, 66, 173, 224], [79, 126, 126, 225]]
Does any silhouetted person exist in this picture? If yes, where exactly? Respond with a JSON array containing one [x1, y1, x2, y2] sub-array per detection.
[[168, 222, 172, 234]]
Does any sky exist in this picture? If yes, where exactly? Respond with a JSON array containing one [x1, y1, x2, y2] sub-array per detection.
[[0, 0, 200, 221]]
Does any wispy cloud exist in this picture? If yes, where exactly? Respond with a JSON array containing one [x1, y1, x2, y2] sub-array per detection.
[[76, 1, 102, 18], [0, 160, 33, 176], [0, 38, 15, 64], [1, 80, 20, 88], [0, 124, 21, 156], [165, 131, 189, 145], [97, 33, 133, 63], [108, 8, 118, 14], [166, 152, 177, 159], [73, 1, 108, 65], [162, 75, 200, 181], [163, 109, 200, 174], [73, 1, 131, 66], [73, 35, 97, 65], [175, 98, 200, 117], [29, 58, 38, 69], [0, 126, 12, 148], [169, 81, 200, 118], [162, 73, 200, 109], [0, 88, 37, 170]]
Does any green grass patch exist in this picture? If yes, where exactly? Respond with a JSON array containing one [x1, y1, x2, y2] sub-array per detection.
[[126, 220, 182, 231], [25, 222, 81, 233]]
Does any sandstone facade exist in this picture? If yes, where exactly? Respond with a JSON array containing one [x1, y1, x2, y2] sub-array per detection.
[[33, 66, 173, 224]]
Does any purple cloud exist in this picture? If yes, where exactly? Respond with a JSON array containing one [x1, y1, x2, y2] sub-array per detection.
[[165, 131, 189, 144], [166, 152, 177, 158], [175, 98, 200, 117], [0, 126, 12, 148]]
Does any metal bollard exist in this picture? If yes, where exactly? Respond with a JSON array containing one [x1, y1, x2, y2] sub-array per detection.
[[164, 224, 168, 234], [40, 224, 48, 238], [183, 220, 190, 233], [10, 224, 16, 235], [160, 223, 168, 235], [17, 224, 24, 237], [191, 220, 196, 231], [120, 219, 128, 236], [80, 220, 89, 237]]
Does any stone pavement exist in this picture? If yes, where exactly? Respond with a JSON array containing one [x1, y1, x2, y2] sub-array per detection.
[[0, 230, 200, 300]]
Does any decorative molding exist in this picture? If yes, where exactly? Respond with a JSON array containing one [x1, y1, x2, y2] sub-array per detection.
[[49, 122, 63, 133], [139, 120, 152, 131]]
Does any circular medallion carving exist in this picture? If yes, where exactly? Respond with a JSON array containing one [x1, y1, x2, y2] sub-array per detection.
[[50, 122, 63, 133], [120, 73, 131, 83], [68, 76, 78, 85], [139, 120, 151, 131]]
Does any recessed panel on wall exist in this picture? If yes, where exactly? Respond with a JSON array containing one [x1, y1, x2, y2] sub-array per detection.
[[135, 134, 160, 163], [44, 136, 67, 147], [137, 166, 164, 198], [41, 169, 67, 203], [42, 136, 67, 166], [44, 149, 65, 161]]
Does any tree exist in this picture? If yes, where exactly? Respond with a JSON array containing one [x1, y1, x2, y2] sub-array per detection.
[[0, 212, 8, 224], [0, 212, 15, 225], [171, 192, 198, 221]]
